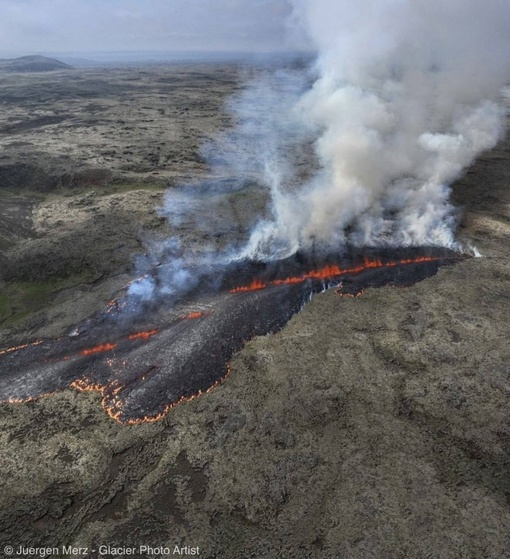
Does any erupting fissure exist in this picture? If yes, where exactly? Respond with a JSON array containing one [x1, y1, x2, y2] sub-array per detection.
[[229, 256, 441, 294]]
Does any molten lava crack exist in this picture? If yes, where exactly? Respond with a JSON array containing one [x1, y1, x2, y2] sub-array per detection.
[[229, 256, 441, 294]]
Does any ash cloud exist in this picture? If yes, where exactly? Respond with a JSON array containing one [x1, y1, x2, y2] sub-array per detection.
[[243, 0, 510, 259]]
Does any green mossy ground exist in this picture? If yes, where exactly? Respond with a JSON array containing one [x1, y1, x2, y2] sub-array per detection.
[[0, 274, 92, 328]]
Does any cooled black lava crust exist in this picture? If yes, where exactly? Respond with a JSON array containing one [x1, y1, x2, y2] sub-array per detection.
[[0, 247, 462, 422]]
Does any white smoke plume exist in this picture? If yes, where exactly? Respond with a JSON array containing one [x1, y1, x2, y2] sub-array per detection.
[[124, 67, 312, 309], [244, 0, 510, 259]]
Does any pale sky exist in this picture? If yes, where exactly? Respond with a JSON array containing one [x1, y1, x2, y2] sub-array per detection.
[[0, 0, 302, 55]]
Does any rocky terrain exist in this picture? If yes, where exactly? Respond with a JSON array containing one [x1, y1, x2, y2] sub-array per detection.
[[0, 65, 509, 558], [0, 64, 245, 343]]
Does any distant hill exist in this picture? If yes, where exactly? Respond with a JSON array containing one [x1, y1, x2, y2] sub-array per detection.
[[0, 55, 72, 73]]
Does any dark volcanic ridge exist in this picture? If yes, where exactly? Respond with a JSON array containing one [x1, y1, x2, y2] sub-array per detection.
[[0, 247, 464, 423], [0, 55, 72, 73]]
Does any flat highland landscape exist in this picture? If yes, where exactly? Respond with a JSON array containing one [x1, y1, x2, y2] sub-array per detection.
[[0, 63, 509, 558], [0, 64, 245, 342]]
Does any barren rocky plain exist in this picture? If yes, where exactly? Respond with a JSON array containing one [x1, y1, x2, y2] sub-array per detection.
[[0, 64, 509, 558]]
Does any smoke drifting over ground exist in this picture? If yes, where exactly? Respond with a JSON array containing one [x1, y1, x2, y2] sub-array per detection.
[[243, 0, 510, 258], [129, 1, 510, 305], [124, 67, 311, 306]]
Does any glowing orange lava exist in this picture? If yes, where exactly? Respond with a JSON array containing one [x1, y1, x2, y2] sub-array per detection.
[[122, 363, 232, 425], [229, 256, 441, 294], [71, 378, 125, 422], [181, 311, 209, 320], [67, 362, 232, 425], [336, 288, 366, 298], [230, 279, 266, 294], [128, 329, 159, 341], [80, 343, 118, 357], [0, 340, 43, 357], [5, 394, 48, 405], [1, 253, 448, 424]]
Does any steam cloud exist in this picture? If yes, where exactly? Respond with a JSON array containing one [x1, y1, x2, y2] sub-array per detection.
[[128, 1, 510, 306], [244, 0, 510, 259]]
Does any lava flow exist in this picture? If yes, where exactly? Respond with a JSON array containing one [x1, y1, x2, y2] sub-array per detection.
[[70, 362, 234, 426], [0, 248, 463, 424], [81, 343, 118, 356], [128, 330, 159, 341], [229, 255, 441, 294], [0, 340, 43, 357], [182, 311, 209, 320]]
